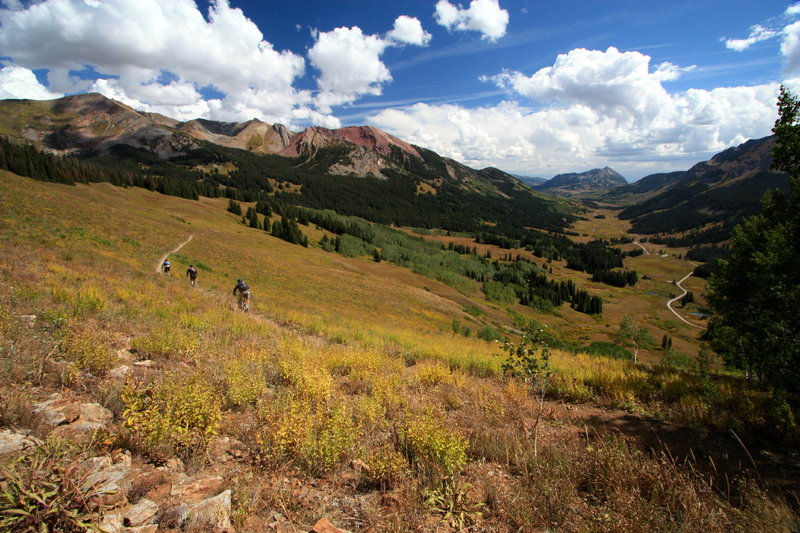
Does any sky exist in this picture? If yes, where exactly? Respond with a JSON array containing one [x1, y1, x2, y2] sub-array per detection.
[[1, 0, 799, 180]]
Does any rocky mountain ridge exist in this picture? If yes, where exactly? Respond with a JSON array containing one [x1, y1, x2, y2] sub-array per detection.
[[614, 135, 790, 240], [536, 166, 627, 196]]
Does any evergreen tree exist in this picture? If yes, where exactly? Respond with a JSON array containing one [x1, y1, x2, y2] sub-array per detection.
[[708, 86, 800, 390], [227, 199, 242, 215]]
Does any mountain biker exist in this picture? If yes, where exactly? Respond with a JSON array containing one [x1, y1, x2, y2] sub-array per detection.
[[162, 259, 171, 276], [233, 279, 250, 311], [186, 264, 198, 287]]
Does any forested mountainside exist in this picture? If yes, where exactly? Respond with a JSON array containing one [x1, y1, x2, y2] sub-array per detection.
[[0, 94, 575, 234]]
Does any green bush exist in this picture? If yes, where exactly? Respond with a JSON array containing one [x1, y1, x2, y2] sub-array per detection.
[[584, 341, 633, 361], [399, 410, 467, 480], [122, 372, 221, 452]]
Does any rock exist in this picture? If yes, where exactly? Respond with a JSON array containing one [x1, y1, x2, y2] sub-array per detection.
[[109, 365, 132, 379], [98, 510, 123, 533], [208, 436, 246, 462], [133, 360, 154, 368], [121, 526, 158, 533], [123, 497, 158, 527], [350, 459, 370, 474], [165, 457, 184, 472], [311, 518, 352, 533], [170, 475, 225, 504], [51, 402, 114, 440], [18, 314, 36, 328], [0, 429, 38, 454], [83, 454, 133, 507], [184, 489, 233, 532], [33, 395, 80, 426]]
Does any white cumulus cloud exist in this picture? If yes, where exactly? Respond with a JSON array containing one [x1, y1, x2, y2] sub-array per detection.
[[309, 16, 431, 111], [0, 0, 324, 127], [388, 15, 432, 46], [370, 47, 779, 178], [434, 0, 509, 41], [0, 64, 63, 100]]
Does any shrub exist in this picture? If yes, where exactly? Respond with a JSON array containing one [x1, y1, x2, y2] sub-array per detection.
[[417, 361, 452, 387], [366, 445, 409, 489], [584, 341, 632, 361], [257, 392, 360, 475], [477, 326, 503, 342], [122, 372, 221, 452], [59, 322, 116, 375], [660, 350, 697, 371], [224, 356, 268, 408], [130, 325, 198, 360], [399, 410, 467, 481]]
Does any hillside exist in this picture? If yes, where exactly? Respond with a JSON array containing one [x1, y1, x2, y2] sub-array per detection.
[[536, 167, 627, 196], [1, 171, 797, 532], [602, 171, 686, 204], [616, 136, 790, 243], [0, 94, 574, 234]]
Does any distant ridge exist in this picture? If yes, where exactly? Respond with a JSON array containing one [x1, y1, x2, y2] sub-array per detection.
[[615, 135, 789, 243], [536, 167, 627, 196]]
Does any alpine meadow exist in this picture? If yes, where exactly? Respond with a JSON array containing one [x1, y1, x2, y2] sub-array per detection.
[[1, 1, 800, 532]]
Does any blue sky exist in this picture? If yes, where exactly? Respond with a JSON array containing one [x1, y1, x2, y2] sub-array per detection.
[[1, 0, 799, 179]]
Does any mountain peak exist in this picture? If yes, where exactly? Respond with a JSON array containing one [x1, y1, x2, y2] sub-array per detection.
[[536, 167, 627, 196]]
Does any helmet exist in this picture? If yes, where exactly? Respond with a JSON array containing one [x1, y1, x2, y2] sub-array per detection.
[[237, 279, 242, 283]]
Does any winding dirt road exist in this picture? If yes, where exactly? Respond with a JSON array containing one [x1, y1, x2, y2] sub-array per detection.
[[634, 240, 704, 329], [666, 266, 705, 329], [155, 234, 193, 273]]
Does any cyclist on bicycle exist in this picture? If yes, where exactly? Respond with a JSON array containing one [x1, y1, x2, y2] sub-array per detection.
[[162, 259, 171, 276], [233, 279, 250, 311]]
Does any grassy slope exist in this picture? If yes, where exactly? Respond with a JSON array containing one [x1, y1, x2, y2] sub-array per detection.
[[0, 172, 796, 532]]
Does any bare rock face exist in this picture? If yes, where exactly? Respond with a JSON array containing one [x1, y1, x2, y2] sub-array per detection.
[[170, 475, 225, 503], [178, 489, 234, 532], [0, 429, 39, 454], [311, 518, 352, 533], [123, 497, 158, 527]]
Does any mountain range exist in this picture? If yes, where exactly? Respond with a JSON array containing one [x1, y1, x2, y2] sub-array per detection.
[[608, 136, 789, 243], [0, 93, 574, 233]]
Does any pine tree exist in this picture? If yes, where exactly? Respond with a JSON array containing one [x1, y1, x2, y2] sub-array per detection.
[[708, 86, 800, 390]]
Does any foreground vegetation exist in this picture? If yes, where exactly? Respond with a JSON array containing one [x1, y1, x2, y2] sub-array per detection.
[[0, 172, 797, 531]]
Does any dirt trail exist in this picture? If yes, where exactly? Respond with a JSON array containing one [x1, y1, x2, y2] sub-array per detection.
[[666, 264, 705, 329], [155, 234, 193, 274], [633, 240, 650, 254]]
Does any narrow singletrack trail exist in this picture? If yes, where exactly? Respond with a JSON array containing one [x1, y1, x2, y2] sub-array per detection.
[[155, 234, 193, 273], [633, 240, 650, 254], [666, 264, 705, 329]]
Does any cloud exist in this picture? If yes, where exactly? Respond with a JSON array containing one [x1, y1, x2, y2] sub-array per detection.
[[489, 47, 686, 126], [388, 15, 432, 46], [0, 64, 63, 100], [434, 0, 509, 41], [369, 47, 779, 178], [724, 24, 780, 51], [0, 0, 324, 127], [308, 26, 392, 111], [309, 16, 431, 111]]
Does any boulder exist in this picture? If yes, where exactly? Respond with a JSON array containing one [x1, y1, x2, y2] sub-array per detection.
[[123, 497, 158, 527], [33, 394, 80, 426], [109, 365, 132, 379], [0, 429, 38, 454], [184, 489, 233, 532], [18, 314, 36, 328], [311, 518, 352, 533], [170, 475, 225, 503]]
